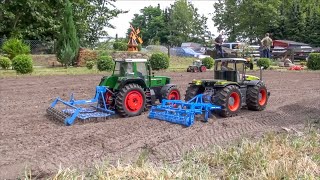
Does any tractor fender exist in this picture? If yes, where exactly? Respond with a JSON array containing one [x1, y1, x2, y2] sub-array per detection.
[[116, 78, 147, 90], [214, 81, 240, 88], [244, 80, 261, 86]]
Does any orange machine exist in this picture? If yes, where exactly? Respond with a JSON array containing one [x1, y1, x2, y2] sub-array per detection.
[[128, 24, 143, 51]]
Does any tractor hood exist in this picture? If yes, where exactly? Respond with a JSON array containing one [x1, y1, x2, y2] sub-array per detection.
[[191, 79, 238, 86], [245, 75, 260, 81]]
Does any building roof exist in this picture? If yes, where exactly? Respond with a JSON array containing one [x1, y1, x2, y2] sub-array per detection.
[[273, 40, 309, 46], [215, 58, 247, 62]]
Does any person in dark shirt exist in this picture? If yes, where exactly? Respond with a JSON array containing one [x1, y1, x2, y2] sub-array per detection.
[[215, 34, 224, 58]]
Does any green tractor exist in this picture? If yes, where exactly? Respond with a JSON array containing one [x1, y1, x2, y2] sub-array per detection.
[[99, 58, 181, 117], [187, 59, 207, 72], [185, 58, 270, 117]]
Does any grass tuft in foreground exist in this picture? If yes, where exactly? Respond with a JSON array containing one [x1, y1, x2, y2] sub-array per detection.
[[24, 130, 320, 179]]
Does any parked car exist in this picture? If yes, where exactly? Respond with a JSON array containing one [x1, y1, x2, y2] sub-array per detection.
[[222, 42, 245, 51]]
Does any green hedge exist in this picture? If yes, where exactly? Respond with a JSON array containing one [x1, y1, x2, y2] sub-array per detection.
[[113, 42, 127, 51], [12, 54, 33, 74], [307, 53, 320, 70], [2, 38, 30, 60], [257, 58, 271, 69], [86, 61, 95, 69], [202, 57, 214, 69], [149, 53, 169, 70], [97, 56, 114, 71], [0, 56, 11, 69]]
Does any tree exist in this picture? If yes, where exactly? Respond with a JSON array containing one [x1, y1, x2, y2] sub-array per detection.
[[168, 0, 208, 46], [56, 0, 79, 67], [129, 5, 165, 45], [0, 0, 125, 47], [73, 0, 125, 47]]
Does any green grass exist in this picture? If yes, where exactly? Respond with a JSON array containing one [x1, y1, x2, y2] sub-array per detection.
[[23, 130, 320, 179], [0, 67, 109, 77], [0, 56, 199, 77]]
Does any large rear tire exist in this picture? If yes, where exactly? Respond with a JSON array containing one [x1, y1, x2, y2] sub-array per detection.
[[246, 81, 268, 111], [200, 65, 207, 72], [213, 85, 242, 117], [115, 83, 146, 117]]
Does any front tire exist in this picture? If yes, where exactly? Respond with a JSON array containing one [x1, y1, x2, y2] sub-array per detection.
[[160, 85, 181, 102], [184, 85, 203, 101], [246, 82, 268, 111], [213, 85, 242, 117], [115, 83, 146, 117]]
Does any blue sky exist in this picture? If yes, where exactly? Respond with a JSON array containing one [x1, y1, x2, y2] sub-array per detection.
[[106, 0, 219, 38]]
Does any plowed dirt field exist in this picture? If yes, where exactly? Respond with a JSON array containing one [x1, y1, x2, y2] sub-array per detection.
[[1, 70, 320, 178]]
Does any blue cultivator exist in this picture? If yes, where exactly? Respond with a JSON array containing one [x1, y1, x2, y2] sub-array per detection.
[[148, 94, 221, 127], [46, 86, 115, 126]]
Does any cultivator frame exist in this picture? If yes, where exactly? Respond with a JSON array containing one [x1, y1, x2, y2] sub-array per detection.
[[148, 94, 221, 127], [46, 86, 115, 125]]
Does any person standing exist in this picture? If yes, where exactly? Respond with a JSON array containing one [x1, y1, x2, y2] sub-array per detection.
[[261, 33, 273, 58], [214, 34, 224, 58]]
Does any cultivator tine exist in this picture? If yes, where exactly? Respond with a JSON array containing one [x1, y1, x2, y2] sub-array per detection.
[[148, 94, 221, 127], [46, 86, 116, 126]]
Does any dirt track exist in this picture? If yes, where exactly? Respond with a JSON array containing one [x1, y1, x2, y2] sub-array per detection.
[[1, 70, 320, 178]]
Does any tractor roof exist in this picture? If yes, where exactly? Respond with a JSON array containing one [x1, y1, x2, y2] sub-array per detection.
[[114, 59, 148, 63], [215, 58, 247, 62]]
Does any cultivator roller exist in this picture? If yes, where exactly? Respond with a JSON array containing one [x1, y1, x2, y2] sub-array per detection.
[[148, 94, 221, 127], [46, 86, 115, 126]]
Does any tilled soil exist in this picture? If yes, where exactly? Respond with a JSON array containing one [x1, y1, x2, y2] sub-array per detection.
[[0, 71, 320, 179]]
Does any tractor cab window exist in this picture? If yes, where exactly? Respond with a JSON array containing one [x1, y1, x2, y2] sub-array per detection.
[[236, 62, 245, 82], [194, 60, 202, 67], [114, 62, 134, 76], [216, 61, 234, 71], [136, 62, 147, 78]]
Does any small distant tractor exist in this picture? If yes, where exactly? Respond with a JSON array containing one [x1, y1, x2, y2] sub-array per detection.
[[185, 58, 270, 117], [187, 59, 207, 72], [47, 59, 181, 125]]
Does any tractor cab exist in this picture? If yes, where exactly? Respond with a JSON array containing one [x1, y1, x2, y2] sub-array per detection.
[[113, 59, 148, 78], [214, 58, 247, 83], [193, 60, 202, 66]]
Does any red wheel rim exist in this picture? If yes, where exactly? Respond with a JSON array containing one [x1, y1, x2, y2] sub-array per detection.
[[228, 92, 240, 111], [201, 66, 206, 72], [105, 91, 112, 105], [168, 90, 180, 100], [124, 90, 143, 112], [259, 89, 267, 105]]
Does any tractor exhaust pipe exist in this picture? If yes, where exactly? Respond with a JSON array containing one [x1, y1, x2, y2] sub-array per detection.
[[260, 66, 264, 80]]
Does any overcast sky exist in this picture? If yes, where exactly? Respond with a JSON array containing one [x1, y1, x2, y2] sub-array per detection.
[[106, 0, 219, 38]]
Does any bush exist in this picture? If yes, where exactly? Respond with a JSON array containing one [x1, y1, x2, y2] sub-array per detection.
[[113, 42, 127, 51], [149, 53, 169, 70], [0, 56, 11, 69], [86, 61, 95, 69], [202, 57, 214, 69], [97, 55, 114, 71], [12, 54, 33, 74], [138, 44, 142, 51], [257, 58, 271, 69], [2, 38, 30, 59], [307, 53, 320, 70]]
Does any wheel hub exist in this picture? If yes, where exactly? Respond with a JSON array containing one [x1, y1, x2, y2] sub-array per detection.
[[125, 91, 143, 112], [228, 97, 235, 106]]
